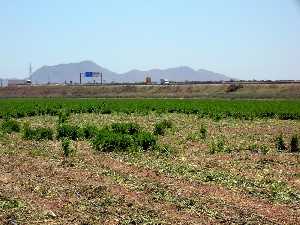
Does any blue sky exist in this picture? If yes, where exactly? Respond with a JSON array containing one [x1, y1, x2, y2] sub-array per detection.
[[1, 0, 300, 80]]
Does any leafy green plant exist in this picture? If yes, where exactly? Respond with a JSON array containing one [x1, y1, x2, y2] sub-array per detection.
[[186, 124, 208, 142], [134, 132, 157, 151], [275, 134, 286, 152], [58, 110, 70, 124], [1, 119, 21, 133], [79, 125, 98, 139], [1, 99, 300, 120], [23, 125, 53, 140], [209, 137, 231, 154], [111, 122, 140, 135], [62, 138, 74, 157], [153, 120, 173, 135], [199, 124, 208, 139], [92, 129, 134, 152], [57, 124, 80, 140], [92, 124, 158, 153], [154, 144, 174, 156], [0, 196, 22, 209], [248, 144, 269, 155], [290, 134, 299, 153]]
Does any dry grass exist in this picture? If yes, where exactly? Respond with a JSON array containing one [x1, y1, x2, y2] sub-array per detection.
[[0, 83, 300, 98]]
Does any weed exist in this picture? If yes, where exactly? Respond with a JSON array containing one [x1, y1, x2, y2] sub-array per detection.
[[92, 129, 134, 152], [23, 124, 53, 140], [275, 134, 286, 152], [209, 137, 231, 154], [290, 134, 299, 153], [62, 138, 74, 157], [0, 196, 22, 209], [111, 122, 140, 135], [79, 125, 98, 139], [226, 83, 243, 93], [154, 144, 174, 156], [199, 124, 208, 139], [1, 119, 21, 133], [57, 124, 80, 140], [153, 119, 173, 135], [248, 144, 269, 155], [58, 110, 70, 124], [134, 131, 157, 151]]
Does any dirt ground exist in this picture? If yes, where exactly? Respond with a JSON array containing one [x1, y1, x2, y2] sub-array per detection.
[[0, 83, 300, 98], [1, 113, 300, 224]]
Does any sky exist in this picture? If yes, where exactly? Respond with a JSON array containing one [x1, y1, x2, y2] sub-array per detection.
[[1, 0, 300, 80]]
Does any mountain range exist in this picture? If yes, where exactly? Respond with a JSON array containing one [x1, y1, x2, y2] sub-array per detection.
[[30, 61, 231, 84]]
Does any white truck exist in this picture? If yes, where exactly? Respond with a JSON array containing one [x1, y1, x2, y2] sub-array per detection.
[[160, 79, 170, 85]]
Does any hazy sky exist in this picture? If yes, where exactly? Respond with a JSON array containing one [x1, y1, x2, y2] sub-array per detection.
[[1, 0, 300, 80]]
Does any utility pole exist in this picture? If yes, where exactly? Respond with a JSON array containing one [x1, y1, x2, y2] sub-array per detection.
[[29, 63, 33, 80], [101, 72, 103, 85]]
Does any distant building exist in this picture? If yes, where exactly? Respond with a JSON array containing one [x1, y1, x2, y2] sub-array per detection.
[[145, 76, 152, 85], [7, 79, 27, 87]]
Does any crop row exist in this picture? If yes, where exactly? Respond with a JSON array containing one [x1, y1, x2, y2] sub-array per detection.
[[0, 98, 300, 120]]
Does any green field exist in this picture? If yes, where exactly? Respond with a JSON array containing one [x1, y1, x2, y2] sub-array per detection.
[[1, 98, 300, 120]]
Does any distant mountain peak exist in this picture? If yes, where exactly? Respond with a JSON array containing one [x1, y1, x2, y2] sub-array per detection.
[[30, 61, 231, 84]]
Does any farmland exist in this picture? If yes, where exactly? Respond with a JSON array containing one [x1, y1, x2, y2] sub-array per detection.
[[1, 98, 300, 225]]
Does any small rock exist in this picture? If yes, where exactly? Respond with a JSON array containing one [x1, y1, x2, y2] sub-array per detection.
[[45, 210, 57, 218], [7, 218, 18, 225]]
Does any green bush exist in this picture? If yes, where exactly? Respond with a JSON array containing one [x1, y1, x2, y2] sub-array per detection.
[[92, 129, 134, 152], [275, 134, 286, 152], [1, 119, 21, 133], [79, 125, 98, 139], [111, 122, 140, 135], [62, 138, 74, 157], [290, 135, 299, 153], [58, 110, 70, 124], [57, 124, 80, 140], [134, 132, 157, 150], [23, 125, 53, 140], [153, 120, 173, 136]]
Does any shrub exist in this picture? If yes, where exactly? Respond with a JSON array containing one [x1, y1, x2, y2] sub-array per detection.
[[92, 129, 134, 152], [1, 119, 21, 133], [134, 132, 157, 150], [57, 124, 80, 140], [111, 123, 140, 135], [101, 108, 112, 114], [290, 135, 299, 153], [79, 125, 98, 139], [58, 110, 70, 124], [153, 120, 173, 136], [275, 134, 286, 152], [225, 83, 243, 93], [62, 138, 74, 157], [23, 125, 53, 140]]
